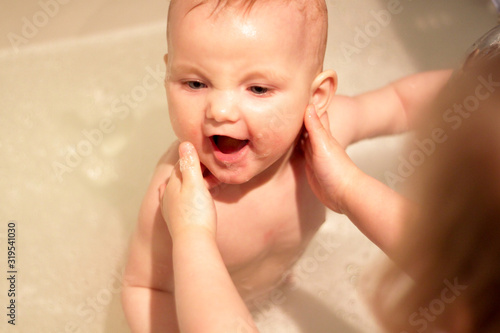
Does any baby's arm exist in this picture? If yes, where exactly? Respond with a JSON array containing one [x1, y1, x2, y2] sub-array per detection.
[[122, 144, 180, 332], [303, 106, 410, 255], [161, 142, 258, 333], [329, 69, 452, 147]]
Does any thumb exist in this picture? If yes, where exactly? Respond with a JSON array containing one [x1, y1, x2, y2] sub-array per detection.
[[304, 105, 335, 151], [178, 142, 205, 187], [318, 110, 332, 136]]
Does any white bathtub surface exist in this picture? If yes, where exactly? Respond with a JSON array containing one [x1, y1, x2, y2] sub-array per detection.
[[0, 0, 497, 332]]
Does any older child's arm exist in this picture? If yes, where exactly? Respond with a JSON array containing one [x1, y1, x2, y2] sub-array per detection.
[[122, 145, 180, 333], [329, 69, 452, 147], [303, 105, 410, 255], [161, 142, 258, 333], [122, 230, 178, 332]]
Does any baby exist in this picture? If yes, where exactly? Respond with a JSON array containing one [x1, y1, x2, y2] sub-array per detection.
[[121, 0, 450, 331]]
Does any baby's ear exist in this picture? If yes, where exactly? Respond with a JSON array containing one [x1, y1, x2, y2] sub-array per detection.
[[310, 70, 337, 117]]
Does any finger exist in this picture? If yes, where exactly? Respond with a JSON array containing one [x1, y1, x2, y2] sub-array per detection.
[[159, 183, 167, 202], [301, 129, 314, 160], [318, 111, 333, 136], [304, 105, 332, 153], [160, 162, 182, 219], [178, 142, 205, 188], [304, 104, 326, 134]]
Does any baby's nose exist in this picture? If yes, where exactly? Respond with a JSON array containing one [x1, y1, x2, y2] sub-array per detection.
[[206, 90, 240, 123]]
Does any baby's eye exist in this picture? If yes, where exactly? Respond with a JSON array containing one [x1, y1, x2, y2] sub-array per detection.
[[186, 81, 207, 90], [249, 86, 269, 95]]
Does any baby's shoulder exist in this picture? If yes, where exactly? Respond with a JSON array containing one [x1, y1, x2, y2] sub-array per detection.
[[137, 141, 180, 224], [155, 140, 180, 175], [144, 140, 182, 187]]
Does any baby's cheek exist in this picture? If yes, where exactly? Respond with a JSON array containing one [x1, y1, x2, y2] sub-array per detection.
[[169, 117, 183, 139], [177, 127, 201, 146], [253, 129, 290, 162], [170, 112, 192, 134], [254, 104, 296, 133]]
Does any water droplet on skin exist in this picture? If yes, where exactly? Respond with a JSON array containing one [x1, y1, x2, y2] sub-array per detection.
[[317, 289, 328, 298], [346, 264, 359, 274]]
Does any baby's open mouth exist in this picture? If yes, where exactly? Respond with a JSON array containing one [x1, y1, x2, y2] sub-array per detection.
[[211, 135, 249, 154]]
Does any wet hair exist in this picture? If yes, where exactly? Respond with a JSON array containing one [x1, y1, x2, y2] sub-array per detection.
[[167, 0, 328, 71], [372, 53, 500, 332]]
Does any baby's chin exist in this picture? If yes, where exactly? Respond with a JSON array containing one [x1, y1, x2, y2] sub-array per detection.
[[201, 165, 223, 190], [201, 163, 254, 189]]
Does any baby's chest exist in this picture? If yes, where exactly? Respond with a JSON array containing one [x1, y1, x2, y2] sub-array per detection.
[[213, 181, 326, 269]]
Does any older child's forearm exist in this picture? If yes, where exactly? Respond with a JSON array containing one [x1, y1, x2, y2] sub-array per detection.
[[344, 70, 453, 145], [304, 106, 408, 255], [122, 284, 178, 332], [172, 230, 258, 333], [341, 168, 410, 256]]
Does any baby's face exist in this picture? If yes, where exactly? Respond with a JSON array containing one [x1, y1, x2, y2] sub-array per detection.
[[166, 1, 317, 184]]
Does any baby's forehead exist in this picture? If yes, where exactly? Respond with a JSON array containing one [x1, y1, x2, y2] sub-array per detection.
[[168, 0, 324, 34], [167, 0, 326, 65]]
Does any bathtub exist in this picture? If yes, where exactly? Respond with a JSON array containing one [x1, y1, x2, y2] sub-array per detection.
[[0, 0, 497, 332]]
